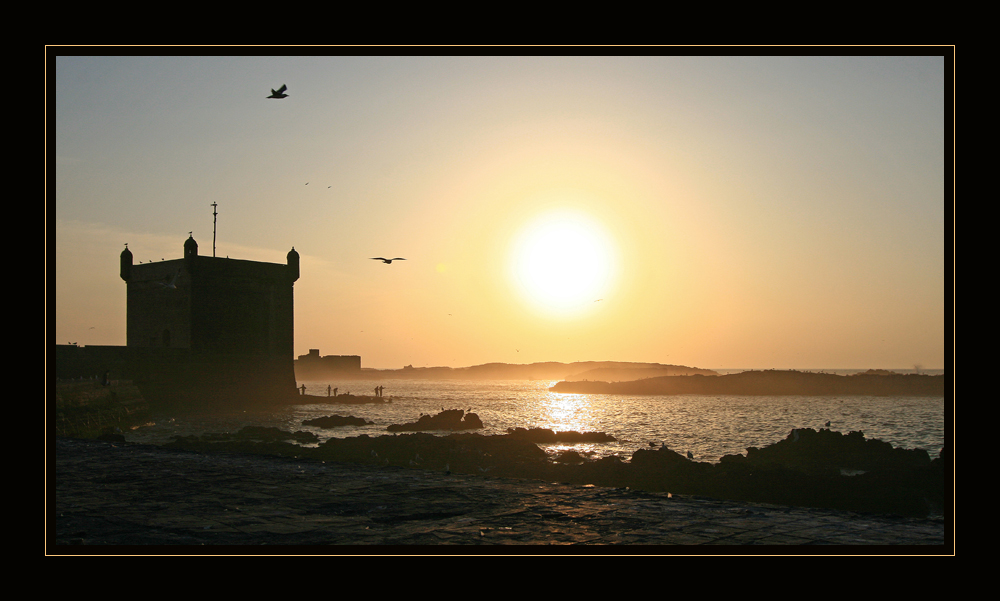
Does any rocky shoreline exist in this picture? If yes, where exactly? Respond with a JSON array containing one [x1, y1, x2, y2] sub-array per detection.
[[159, 415, 946, 519], [52, 437, 948, 549]]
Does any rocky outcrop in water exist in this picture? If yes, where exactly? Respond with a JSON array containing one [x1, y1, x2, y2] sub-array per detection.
[[387, 409, 484, 432], [303, 415, 374, 428], [505, 427, 616, 443], [162, 426, 945, 517], [169, 426, 319, 447]]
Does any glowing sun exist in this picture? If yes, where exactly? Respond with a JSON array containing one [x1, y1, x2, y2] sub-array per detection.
[[510, 210, 617, 316]]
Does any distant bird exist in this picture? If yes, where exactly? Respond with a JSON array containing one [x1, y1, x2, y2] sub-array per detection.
[[371, 257, 406, 264], [267, 84, 288, 99], [155, 269, 181, 290], [687, 451, 694, 459], [825, 421, 831, 427]]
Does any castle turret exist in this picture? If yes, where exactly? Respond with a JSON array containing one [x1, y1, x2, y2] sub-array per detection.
[[120, 244, 133, 282], [287, 247, 300, 282], [184, 233, 198, 273]]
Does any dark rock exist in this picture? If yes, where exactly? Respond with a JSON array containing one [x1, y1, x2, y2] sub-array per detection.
[[302, 415, 374, 428], [505, 427, 616, 443], [160, 424, 945, 518], [96, 430, 126, 443], [742, 428, 931, 475], [387, 409, 484, 432], [552, 450, 588, 465], [234, 426, 318, 444]]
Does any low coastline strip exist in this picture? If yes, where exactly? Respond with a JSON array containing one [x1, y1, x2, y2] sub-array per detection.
[[551, 371, 945, 396]]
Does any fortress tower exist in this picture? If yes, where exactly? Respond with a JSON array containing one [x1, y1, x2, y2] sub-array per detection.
[[119, 235, 300, 408]]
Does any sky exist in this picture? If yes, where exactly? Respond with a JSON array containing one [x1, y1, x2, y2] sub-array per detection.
[[51, 51, 950, 371]]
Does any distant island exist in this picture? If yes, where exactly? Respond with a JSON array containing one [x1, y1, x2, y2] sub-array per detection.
[[550, 369, 945, 396], [296, 361, 718, 381]]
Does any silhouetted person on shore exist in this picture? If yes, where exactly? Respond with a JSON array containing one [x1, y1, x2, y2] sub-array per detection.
[[334, 388, 338, 397], [300, 384, 306, 395], [379, 385, 385, 397], [327, 385, 332, 397]]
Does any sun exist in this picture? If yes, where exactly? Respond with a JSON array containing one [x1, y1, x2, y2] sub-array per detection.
[[509, 210, 617, 317]]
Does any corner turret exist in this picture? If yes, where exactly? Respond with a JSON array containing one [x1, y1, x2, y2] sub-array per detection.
[[184, 233, 198, 272], [287, 247, 300, 282], [184, 233, 198, 258], [120, 243, 133, 282]]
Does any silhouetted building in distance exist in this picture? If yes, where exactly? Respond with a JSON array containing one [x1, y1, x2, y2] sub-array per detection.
[[116, 234, 301, 408], [295, 349, 362, 380]]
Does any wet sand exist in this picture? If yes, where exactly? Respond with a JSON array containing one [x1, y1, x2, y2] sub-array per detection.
[[50, 437, 949, 553]]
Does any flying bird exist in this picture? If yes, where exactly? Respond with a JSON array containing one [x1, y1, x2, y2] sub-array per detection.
[[267, 84, 288, 99], [371, 257, 406, 264], [155, 269, 181, 289]]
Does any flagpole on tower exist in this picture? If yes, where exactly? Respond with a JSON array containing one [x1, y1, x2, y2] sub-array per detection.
[[211, 202, 218, 257]]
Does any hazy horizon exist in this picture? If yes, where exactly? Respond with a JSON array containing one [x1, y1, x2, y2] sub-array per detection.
[[52, 51, 949, 372]]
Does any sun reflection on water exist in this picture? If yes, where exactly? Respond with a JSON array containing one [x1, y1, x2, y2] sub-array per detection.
[[539, 392, 597, 433]]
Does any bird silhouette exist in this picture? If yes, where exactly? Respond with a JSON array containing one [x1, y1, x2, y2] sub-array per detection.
[[371, 257, 406, 264], [155, 269, 181, 289], [267, 84, 288, 99]]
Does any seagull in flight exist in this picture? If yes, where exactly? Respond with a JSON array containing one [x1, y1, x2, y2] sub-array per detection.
[[155, 269, 181, 289], [267, 84, 288, 99], [371, 257, 406, 264]]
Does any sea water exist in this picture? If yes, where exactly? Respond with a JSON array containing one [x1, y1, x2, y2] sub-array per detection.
[[125, 375, 947, 463]]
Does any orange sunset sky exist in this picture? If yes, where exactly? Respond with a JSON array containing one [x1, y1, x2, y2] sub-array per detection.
[[52, 51, 950, 371]]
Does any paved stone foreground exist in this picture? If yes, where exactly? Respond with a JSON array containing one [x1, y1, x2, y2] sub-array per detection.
[[50, 438, 950, 553]]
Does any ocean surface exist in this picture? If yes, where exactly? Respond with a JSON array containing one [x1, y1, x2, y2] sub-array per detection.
[[125, 370, 948, 463]]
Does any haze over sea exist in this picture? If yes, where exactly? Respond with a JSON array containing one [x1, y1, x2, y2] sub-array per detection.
[[126, 369, 946, 463]]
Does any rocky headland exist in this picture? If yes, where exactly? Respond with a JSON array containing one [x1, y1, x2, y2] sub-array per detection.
[[550, 369, 945, 396]]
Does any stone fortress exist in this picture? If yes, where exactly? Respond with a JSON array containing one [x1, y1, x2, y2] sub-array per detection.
[[56, 234, 302, 409]]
